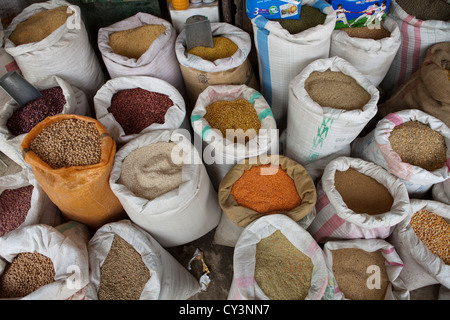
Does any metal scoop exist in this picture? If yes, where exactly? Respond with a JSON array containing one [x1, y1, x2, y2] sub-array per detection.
[[0, 71, 41, 108], [185, 15, 214, 51]]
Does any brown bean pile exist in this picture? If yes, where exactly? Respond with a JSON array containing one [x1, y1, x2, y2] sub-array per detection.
[[0, 185, 34, 237], [0, 252, 55, 298], [30, 118, 101, 169]]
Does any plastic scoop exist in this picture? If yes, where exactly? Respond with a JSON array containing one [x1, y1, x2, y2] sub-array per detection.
[[185, 15, 214, 51], [0, 71, 42, 108]]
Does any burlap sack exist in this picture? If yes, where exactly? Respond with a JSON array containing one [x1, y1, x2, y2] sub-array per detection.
[[378, 42, 450, 127]]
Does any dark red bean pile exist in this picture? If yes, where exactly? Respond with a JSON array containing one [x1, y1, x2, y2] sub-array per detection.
[[7, 87, 66, 136], [108, 87, 174, 135], [0, 185, 34, 237]]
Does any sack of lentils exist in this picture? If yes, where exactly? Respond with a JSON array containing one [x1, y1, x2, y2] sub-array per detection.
[[388, 199, 450, 291], [0, 221, 90, 300], [20, 114, 125, 231], [380, 0, 450, 97], [214, 154, 317, 247], [352, 109, 450, 198], [251, 0, 336, 128], [191, 84, 277, 191], [285, 56, 379, 182], [228, 214, 329, 300], [0, 75, 90, 168], [307, 156, 410, 244], [175, 22, 258, 111], [86, 219, 201, 300], [322, 239, 409, 300], [98, 12, 184, 96], [94, 75, 188, 147], [3, 1, 105, 101], [329, 16, 401, 87], [110, 129, 221, 247]]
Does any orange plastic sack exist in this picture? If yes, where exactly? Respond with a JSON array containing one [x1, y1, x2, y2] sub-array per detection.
[[21, 114, 125, 230]]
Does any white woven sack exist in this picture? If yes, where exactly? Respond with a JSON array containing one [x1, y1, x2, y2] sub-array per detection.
[[110, 129, 221, 247], [329, 16, 401, 86], [94, 76, 188, 147], [387, 199, 450, 291], [98, 12, 184, 96], [85, 220, 201, 300], [322, 239, 409, 300], [251, 0, 336, 127], [4, 1, 104, 100], [351, 109, 450, 197], [285, 56, 379, 181], [307, 157, 410, 243], [432, 179, 450, 205], [228, 214, 329, 300], [0, 75, 89, 168], [380, 0, 450, 97], [191, 84, 278, 190], [0, 221, 90, 300]]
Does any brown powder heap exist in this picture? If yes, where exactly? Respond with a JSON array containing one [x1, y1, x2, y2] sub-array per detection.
[[274, 5, 326, 34], [343, 25, 391, 40], [389, 121, 447, 172], [305, 69, 371, 110], [331, 248, 389, 300], [187, 36, 238, 61], [109, 24, 166, 60], [98, 235, 151, 300], [0, 252, 55, 298], [255, 230, 313, 300], [10, 6, 73, 46], [334, 168, 394, 215]]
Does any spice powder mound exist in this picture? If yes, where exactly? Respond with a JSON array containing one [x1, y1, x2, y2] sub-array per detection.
[[0, 185, 34, 237], [231, 164, 302, 214], [255, 230, 314, 300], [389, 121, 447, 172], [343, 25, 391, 40], [187, 36, 238, 61], [98, 235, 151, 300]]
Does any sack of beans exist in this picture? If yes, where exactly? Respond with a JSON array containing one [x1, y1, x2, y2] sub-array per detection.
[[175, 22, 258, 110], [0, 221, 90, 300], [307, 157, 410, 243], [0, 75, 90, 168], [94, 75, 188, 147], [228, 214, 329, 300], [322, 239, 409, 300], [20, 114, 125, 231], [98, 12, 184, 96], [0, 169, 62, 238], [285, 56, 379, 182], [388, 199, 450, 291], [110, 129, 221, 247], [251, 0, 336, 128], [214, 154, 317, 247], [379, 0, 450, 97], [86, 219, 201, 300], [352, 109, 450, 197], [378, 42, 450, 128], [3, 1, 105, 101], [432, 179, 450, 205], [329, 16, 401, 87], [191, 84, 277, 191]]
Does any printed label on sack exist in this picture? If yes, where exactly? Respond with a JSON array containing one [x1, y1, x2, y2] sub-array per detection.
[[246, 0, 302, 20]]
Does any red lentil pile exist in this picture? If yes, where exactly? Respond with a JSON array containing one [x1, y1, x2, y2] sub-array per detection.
[[0, 185, 34, 237], [108, 88, 174, 135]]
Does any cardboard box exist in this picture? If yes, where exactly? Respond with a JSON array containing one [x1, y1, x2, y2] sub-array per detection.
[[327, 0, 391, 28]]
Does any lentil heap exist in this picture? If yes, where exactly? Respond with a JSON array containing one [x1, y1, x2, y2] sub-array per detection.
[[274, 5, 326, 34], [30, 118, 102, 169], [109, 24, 167, 60], [0, 185, 34, 237], [343, 25, 391, 40], [187, 36, 238, 61], [305, 69, 371, 110], [331, 248, 389, 300], [9, 6, 73, 46], [98, 235, 151, 300], [231, 164, 302, 214], [118, 142, 183, 201], [0, 252, 55, 298], [203, 99, 261, 143], [389, 121, 447, 172], [108, 88, 173, 135], [396, 0, 450, 21], [334, 168, 394, 215], [255, 230, 313, 300], [410, 209, 450, 265], [7, 87, 66, 136]]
